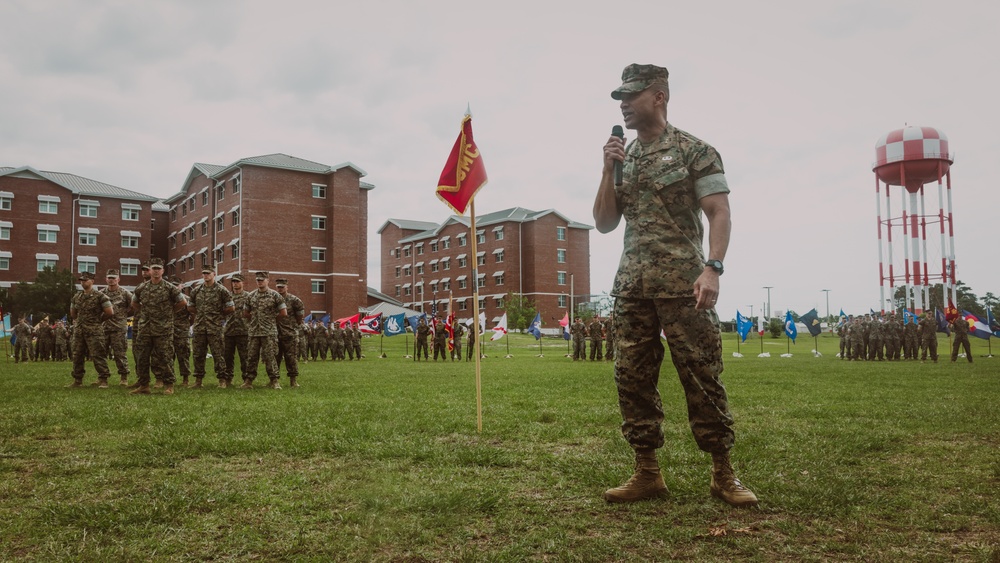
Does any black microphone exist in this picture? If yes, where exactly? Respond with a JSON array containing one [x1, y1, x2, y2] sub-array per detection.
[[611, 125, 624, 186]]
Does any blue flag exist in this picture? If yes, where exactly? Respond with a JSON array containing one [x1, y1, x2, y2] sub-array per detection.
[[988, 310, 1000, 338], [902, 309, 917, 325], [784, 311, 797, 343], [934, 308, 951, 336], [321, 314, 331, 327], [528, 313, 542, 340], [304, 313, 313, 323], [1, 313, 10, 334], [735, 311, 752, 343], [799, 308, 822, 337], [837, 309, 847, 327], [384, 313, 406, 336]]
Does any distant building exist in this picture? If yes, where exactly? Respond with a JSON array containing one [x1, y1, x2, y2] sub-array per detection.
[[378, 207, 592, 324], [162, 154, 373, 320], [0, 165, 162, 289]]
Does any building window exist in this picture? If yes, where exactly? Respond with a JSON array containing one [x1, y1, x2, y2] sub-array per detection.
[[217, 185, 225, 201], [458, 256, 467, 268], [38, 227, 58, 243], [39, 201, 58, 214], [457, 235, 467, 247], [37, 258, 57, 271], [0, 256, 8, 270], [214, 249, 223, 264], [415, 284, 423, 296], [312, 247, 326, 262], [557, 226, 566, 241], [216, 217, 224, 232], [312, 216, 327, 230], [404, 286, 412, 296], [312, 280, 326, 294], [232, 209, 240, 226], [170, 236, 177, 249], [477, 275, 486, 288], [121, 263, 138, 276], [442, 238, 451, 249], [394, 285, 400, 297], [442, 259, 451, 271], [558, 295, 567, 308], [557, 249, 566, 263], [77, 261, 97, 275], [171, 208, 177, 221], [0, 224, 10, 240], [431, 261, 439, 273], [181, 202, 187, 217], [477, 230, 486, 244], [201, 222, 208, 236], [79, 232, 97, 246], [188, 256, 195, 270], [478, 298, 486, 310], [79, 202, 98, 218], [494, 273, 504, 285], [458, 277, 468, 290], [231, 242, 240, 259], [495, 250, 504, 263], [312, 184, 327, 198], [188, 226, 195, 240], [557, 271, 567, 285], [395, 266, 400, 278], [416, 243, 424, 255], [458, 300, 468, 311], [403, 266, 411, 277], [201, 191, 208, 206], [0, 196, 12, 210], [430, 283, 438, 293], [477, 253, 486, 266], [430, 241, 438, 252], [494, 227, 504, 241], [442, 280, 450, 291], [494, 297, 504, 308], [403, 247, 411, 258], [416, 264, 424, 275], [122, 207, 140, 221], [232, 177, 241, 194]]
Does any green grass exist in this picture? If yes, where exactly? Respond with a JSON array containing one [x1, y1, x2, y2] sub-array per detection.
[[1, 333, 998, 562]]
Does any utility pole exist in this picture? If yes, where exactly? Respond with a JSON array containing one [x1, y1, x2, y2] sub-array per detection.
[[763, 286, 773, 319]]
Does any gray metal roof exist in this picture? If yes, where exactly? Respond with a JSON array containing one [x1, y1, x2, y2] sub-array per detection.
[[212, 153, 368, 179], [0, 166, 159, 202], [394, 207, 592, 243], [377, 218, 441, 235]]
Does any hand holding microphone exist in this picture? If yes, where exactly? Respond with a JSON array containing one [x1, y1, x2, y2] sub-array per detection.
[[610, 125, 625, 187]]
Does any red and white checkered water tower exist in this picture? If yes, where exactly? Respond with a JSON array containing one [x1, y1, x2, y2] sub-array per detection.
[[873, 126, 956, 314]]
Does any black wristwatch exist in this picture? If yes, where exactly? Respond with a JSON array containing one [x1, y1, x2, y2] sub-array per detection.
[[704, 259, 724, 275]]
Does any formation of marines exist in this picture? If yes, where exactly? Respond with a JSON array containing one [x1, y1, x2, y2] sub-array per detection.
[[570, 315, 613, 361], [836, 311, 976, 363]]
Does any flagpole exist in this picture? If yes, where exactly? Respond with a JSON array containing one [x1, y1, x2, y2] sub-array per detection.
[[470, 199, 483, 433], [379, 333, 386, 358]]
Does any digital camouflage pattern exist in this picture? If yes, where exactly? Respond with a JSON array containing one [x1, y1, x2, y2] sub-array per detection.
[[589, 318, 604, 360], [102, 286, 132, 377], [244, 288, 286, 337], [276, 292, 305, 377], [132, 280, 184, 386], [613, 297, 733, 453], [611, 123, 729, 299], [190, 282, 233, 381], [918, 314, 938, 361], [70, 289, 114, 382], [951, 315, 972, 362]]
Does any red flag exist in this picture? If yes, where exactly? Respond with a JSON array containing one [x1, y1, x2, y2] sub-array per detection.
[[945, 300, 960, 322], [436, 114, 487, 215], [336, 313, 360, 327], [445, 295, 455, 351]]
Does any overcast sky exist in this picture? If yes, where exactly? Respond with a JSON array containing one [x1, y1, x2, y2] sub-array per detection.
[[2, 0, 996, 321]]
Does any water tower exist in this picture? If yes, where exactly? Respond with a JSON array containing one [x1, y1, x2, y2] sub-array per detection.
[[873, 126, 956, 314]]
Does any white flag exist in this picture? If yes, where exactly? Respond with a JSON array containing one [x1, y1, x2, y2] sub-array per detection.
[[492, 313, 508, 341], [479, 311, 487, 335]]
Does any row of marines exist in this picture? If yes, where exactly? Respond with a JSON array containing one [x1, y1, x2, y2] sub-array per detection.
[[569, 316, 615, 361], [9, 317, 72, 362], [836, 311, 974, 363]]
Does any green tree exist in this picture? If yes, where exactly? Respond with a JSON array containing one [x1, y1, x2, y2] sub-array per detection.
[[8, 267, 76, 323], [501, 292, 537, 333], [768, 317, 783, 338]]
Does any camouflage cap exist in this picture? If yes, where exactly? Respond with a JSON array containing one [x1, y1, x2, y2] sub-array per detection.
[[231, 273, 244, 282], [105, 269, 120, 278], [141, 262, 150, 271], [201, 264, 215, 274], [149, 257, 164, 269], [611, 63, 669, 100], [78, 271, 95, 281], [255, 271, 268, 280], [275, 278, 288, 286]]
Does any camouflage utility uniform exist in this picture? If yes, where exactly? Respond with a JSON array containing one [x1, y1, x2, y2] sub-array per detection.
[[189, 281, 233, 384], [571, 319, 587, 360], [70, 285, 113, 385], [589, 318, 604, 361], [610, 122, 735, 454], [102, 286, 133, 382], [224, 286, 250, 385], [951, 316, 973, 362], [918, 314, 938, 362], [275, 287, 305, 382], [132, 279, 184, 387], [244, 285, 286, 385]]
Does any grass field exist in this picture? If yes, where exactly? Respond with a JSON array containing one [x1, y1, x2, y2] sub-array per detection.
[[1, 332, 998, 562]]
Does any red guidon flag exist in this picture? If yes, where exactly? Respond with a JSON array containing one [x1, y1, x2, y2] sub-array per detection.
[[436, 114, 487, 215]]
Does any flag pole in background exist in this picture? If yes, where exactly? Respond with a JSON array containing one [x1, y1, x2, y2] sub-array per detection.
[[436, 108, 488, 432]]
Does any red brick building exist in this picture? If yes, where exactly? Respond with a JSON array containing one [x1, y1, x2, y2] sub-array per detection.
[[378, 207, 592, 324], [0, 166, 162, 290], [162, 154, 372, 320]]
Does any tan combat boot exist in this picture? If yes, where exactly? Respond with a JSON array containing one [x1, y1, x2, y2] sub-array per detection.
[[96, 379, 109, 389], [289, 376, 299, 388], [268, 379, 282, 390], [120, 376, 128, 386], [163, 384, 174, 396], [153, 379, 164, 389], [710, 452, 759, 507], [129, 385, 151, 395], [192, 378, 203, 389], [125, 381, 142, 389], [603, 448, 669, 503], [240, 379, 253, 389], [67, 380, 83, 388], [218, 379, 228, 389], [181, 376, 189, 387]]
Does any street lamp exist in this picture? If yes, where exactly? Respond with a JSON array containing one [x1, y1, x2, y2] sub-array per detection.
[[822, 289, 831, 330], [763, 286, 773, 319]]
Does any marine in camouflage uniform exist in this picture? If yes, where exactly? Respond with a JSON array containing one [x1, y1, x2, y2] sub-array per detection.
[[593, 64, 756, 507], [868, 316, 884, 361], [54, 320, 70, 361], [130, 259, 186, 394], [433, 320, 448, 361], [297, 323, 308, 362], [352, 324, 363, 360], [589, 317, 604, 361], [69, 272, 114, 387], [188, 265, 235, 387], [102, 269, 133, 385], [415, 318, 430, 361], [836, 318, 848, 359], [466, 324, 476, 361], [918, 312, 938, 362], [242, 271, 287, 389], [274, 278, 305, 387], [35, 318, 54, 361], [885, 313, 902, 361], [903, 316, 919, 359], [570, 317, 587, 360], [12, 317, 34, 363], [451, 321, 464, 361], [224, 274, 250, 385], [950, 315, 973, 363]]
